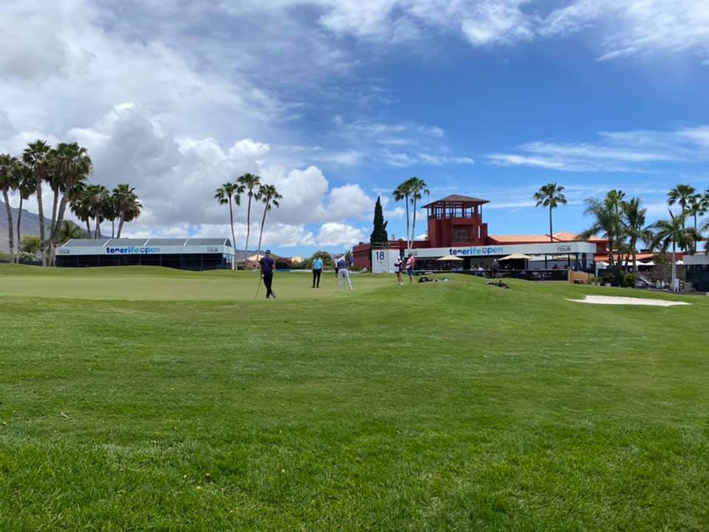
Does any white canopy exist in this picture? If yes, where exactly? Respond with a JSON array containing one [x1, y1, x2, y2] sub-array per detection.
[[436, 254, 464, 261], [499, 253, 533, 261]]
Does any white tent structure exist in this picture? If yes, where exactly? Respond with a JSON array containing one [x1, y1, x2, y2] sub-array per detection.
[[499, 253, 534, 261]]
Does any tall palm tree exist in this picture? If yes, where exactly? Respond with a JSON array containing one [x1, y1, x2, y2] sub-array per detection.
[[214, 182, 244, 270], [69, 182, 93, 236], [579, 190, 626, 270], [85, 184, 111, 238], [534, 183, 567, 242], [48, 143, 92, 265], [686, 194, 708, 253], [255, 184, 282, 262], [22, 140, 53, 265], [393, 179, 413, 249], [0, 154, 19, 260], [118, 198, 142, 238], [407, 177, 429, 251], [15, 164, 36, 260], [237, 173, 261, 263], [112, 184, 141, 238], [621, 197, 651, 287], [668, 184, 698, 228], [652, 211, 699, 291], [104, 196, 118, 238], [686, 194, 708, 231]]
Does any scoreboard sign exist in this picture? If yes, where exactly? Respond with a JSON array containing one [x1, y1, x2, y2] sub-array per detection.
[[372, 249, 400, 274]]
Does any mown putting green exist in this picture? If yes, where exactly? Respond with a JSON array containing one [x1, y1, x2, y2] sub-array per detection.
[[1, 265, 708, 530], [0, 265, 388, 300]]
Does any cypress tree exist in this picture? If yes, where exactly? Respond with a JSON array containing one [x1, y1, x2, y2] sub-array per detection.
[[370, 196, 388, 245]]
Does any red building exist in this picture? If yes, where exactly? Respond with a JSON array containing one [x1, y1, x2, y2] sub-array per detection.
[[353, 194, 601, 270], [425, 195, 489, 247]]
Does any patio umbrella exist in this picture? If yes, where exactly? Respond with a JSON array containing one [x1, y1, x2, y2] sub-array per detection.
[[436, 255, 464, 261]]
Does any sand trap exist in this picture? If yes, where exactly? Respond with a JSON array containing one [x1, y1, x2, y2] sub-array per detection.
[[569, 295, 691, 307]]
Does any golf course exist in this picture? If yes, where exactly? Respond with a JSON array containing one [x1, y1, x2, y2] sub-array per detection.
[[1, 265, 708, 531]]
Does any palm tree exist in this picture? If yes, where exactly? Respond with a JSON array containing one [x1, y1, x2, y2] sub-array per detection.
[[237, 173, 261, 263], [686, 194, 708, 253], [652, 211, 699, 291], [57, 220, 86, 244], [255, 184, 282, 262], [702, 217, 709, 254], [15, 164, 36, 260], [104, 196, 118, 238], [621, 197, 651, 287], [0, 154, 19, 260], [534, 183, 567, 242], [69, 183, 93, 236], [85, 184, 111, 238], [47, 143, 92, 264], [214, 182, 244, 270], [579, 190, 626, 275], [393, 179, 413, 249], [668, 184, 698, 227], [22, 140, 53, 265], [112, 184, 142, 238], [686, 194, 708, 231], [407, 177, 429, 251], [118, 198, 142, 238]]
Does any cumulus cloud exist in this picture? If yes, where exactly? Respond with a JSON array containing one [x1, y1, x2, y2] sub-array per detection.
[[317, 223, 366, 247], [16, 103, 384, 248]]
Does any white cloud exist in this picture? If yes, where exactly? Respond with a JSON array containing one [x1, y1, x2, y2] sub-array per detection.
[[5, 102, 381, 249], [544, 0, 709, 61], [330, 116, 473, 167], [488, 126, 709, 172], [317, 223, 366, 247], [461, 0, 536, 47], [215, 0, 709, 64]]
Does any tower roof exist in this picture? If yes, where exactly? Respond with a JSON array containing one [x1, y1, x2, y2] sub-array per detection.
[[422, 194, 489, 208]]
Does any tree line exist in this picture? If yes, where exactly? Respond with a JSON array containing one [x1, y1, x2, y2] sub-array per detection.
[[214, 173, 282, 270], [0, 140, 141, 266], [534, 182, 709, 287]]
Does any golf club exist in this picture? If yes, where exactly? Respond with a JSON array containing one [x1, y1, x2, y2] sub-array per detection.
[[254, 275, 262, 300]]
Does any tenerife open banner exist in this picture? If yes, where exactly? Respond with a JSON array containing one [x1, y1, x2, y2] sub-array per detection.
[[57, 245, 228, 256], [411, 242, 597, 258]]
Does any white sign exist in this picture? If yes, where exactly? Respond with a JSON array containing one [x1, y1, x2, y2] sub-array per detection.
[[372, 249, 400, 274], [410, 242, 596, 258], [57, 245, 234, 256]]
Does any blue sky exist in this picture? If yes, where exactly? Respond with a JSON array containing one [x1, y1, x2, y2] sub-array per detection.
[[1, 0, 708, 255]]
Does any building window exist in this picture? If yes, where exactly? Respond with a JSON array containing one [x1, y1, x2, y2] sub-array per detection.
[[453, 229, 468, 242]]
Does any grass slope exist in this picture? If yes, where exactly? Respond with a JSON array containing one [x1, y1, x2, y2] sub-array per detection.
[[1, 266, 708, 531]]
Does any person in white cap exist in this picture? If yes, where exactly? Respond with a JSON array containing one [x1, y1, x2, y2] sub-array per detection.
[[336, 255, 353, 292]]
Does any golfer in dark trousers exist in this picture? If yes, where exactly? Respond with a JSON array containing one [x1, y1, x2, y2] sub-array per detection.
[[312, 257, 323, 288], [259, 250, 276, 299]]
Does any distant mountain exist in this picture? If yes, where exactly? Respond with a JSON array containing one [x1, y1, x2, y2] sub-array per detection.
[[0, 200, 53, 253]]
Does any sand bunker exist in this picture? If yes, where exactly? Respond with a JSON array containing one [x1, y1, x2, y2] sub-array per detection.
[[569, 295, 691, 307]]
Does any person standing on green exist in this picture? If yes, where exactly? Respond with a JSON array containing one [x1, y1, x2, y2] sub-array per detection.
[[312, 257, 323, 288], [259, 250, 276, 299]]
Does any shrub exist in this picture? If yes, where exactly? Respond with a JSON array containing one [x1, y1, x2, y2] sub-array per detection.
[[622, 273, 636, 288]]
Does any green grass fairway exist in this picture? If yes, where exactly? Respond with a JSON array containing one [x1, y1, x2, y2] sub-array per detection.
[[0, 265, 387, 300], [1, 265, 708, 531]]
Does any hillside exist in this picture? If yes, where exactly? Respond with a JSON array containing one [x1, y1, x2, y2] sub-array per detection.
[[0, 200, 51, 253]]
